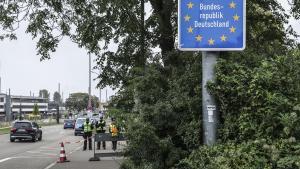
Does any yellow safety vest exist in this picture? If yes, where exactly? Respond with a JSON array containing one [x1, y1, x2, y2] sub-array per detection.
[[84, 122, 92, 133], [110, 124, 118, 137]]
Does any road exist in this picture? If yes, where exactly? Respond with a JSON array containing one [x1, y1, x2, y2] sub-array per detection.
[[0, 125, 83, 169]]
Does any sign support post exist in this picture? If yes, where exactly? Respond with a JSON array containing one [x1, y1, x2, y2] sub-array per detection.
[[202, 51, 218, 145]]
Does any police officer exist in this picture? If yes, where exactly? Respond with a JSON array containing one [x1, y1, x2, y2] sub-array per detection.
[[82, 117, 94, 151], [95, 116, 106, 150], [109, 118, 120, 151]]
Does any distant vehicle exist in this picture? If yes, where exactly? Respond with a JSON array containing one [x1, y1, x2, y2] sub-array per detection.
[[74, 118, 86, 136], [63, 119, 75, 129], [10, 120, 42, 142]]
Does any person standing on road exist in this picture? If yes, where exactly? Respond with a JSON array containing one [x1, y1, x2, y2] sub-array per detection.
[[82, 117, 94, 151], [109, 118, 120, 151], [95, 116, 106, 150]]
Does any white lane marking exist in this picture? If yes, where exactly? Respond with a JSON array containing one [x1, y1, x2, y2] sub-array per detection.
[[40, 146, 58, 150], [26, 151, 57, 156], [44, 162, 56, 169], [0, 157, 12, 163]]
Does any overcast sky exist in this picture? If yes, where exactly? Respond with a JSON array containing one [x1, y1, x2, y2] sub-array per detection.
[[0, 2, 299, 101], [0, 21, 114, 101]]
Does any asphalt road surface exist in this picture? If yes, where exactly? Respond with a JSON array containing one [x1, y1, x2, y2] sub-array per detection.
[[0, 125, 83, 169]]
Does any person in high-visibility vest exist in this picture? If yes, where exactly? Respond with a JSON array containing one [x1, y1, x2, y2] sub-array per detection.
[[95, 116, 106, 150], [109, 118, 120, 151], [82, 117, 94, 151]]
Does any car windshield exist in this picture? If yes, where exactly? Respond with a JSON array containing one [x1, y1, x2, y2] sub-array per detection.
[[76, 119, 85, 124], [13, 122, 32, 128]]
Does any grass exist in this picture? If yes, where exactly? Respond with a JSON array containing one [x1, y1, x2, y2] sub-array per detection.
[[0, 127, 10, 135]]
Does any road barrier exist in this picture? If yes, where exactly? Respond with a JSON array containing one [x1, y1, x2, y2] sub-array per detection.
[[89, 133, 127, 161]]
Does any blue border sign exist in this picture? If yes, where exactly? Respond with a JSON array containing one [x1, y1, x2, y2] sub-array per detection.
[[178, 0, 246, 51]]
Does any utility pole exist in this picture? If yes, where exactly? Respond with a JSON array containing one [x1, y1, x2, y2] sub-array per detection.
[[88, 53, 92, 111], [202, 52, 219, 145], [99, 69, 102, 111], [0, 77, 1, 93], [58, 83, 61, 96], [105, 89, 108, 102]]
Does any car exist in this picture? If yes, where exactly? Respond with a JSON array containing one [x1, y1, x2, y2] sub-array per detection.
[[74, 118, 85, 136], [63, 119, 75, 129], [10, 120, 42, 142]]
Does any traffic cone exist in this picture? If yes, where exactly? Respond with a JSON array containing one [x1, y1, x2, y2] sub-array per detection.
[[57, 142, 70, 163]]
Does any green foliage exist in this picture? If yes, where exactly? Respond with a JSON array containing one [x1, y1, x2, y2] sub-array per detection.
[[65, 92, 99, 112], [32, 104, 39, 116], [53, 91, 62, 104], [176, 139, 300, 169], [110, 52, 202, 169], [208, 50, 300, 142], [39, 89, 50, 100]]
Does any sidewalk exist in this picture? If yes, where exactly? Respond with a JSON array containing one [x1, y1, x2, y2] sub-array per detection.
[[49, 141, 126, 169]]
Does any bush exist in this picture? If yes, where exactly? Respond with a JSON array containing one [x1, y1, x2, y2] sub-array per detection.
[[176, 139, 300, 169]]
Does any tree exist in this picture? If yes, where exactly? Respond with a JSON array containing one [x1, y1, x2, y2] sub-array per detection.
[[53, 91, 62, 105], [32, 103, 39, 121], [65, 93, 99, 112], [39, 89, 50, 100]]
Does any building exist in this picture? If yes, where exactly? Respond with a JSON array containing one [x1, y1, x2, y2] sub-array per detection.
[[0, 93, 48, 121], [0, 93, 6, 120]]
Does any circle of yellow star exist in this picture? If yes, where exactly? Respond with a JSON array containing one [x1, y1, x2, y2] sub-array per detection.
[[229, 1, 236, 8], [187, 2, 194, 9], [195, 35, 203, 42], [187, 26, 193, 33], [230, 26, 236, 33], [220, 35, 227, 42], [184, 15, 191, 22], [233, 14, 240, 21], [208, 38, 215, 45]]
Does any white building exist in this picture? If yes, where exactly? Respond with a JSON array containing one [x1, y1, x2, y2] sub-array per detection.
[[0, 94, 48, 121]]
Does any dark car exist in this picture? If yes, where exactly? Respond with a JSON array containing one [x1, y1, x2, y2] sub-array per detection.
[[74, 118, 85, 136], [10, 120, 42, 142], [63, 119, 75, 129]]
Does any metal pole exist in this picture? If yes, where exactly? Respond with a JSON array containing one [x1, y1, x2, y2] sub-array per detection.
[[105, 89, 107, 102], [19, 96, 22, 120], [88, 53, 92, 110], [56, 104, 59, 124], [202, 51, 219, 146], [99, 89, 101, 110], [99, 69, 101, 110]]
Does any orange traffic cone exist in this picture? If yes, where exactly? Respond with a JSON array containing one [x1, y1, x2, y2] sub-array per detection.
[[57, 142, 70, 163]]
